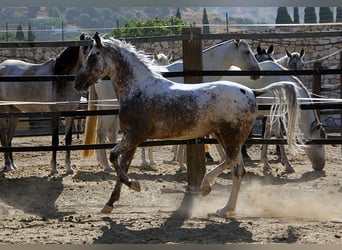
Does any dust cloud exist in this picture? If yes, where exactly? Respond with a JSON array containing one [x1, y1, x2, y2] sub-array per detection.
[[188, 180, 342, 221]]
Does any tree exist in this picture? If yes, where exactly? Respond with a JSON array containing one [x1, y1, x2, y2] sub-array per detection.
[[293, 7, 300, 23], [304, 7, 317, 23], [319, 7, 333, 23], [175, 8, 181, 19], [27, 21, 35, 41], [202, 7, 210, 34], [336, 7, 342, 22], [48, 7, 61, 18], [112, 17, 186, 38], [16, 24, 25, 41], [275, 7, 292, 24]]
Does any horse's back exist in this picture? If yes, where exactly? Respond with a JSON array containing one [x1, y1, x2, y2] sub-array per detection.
[[0, 59, 55, 75]]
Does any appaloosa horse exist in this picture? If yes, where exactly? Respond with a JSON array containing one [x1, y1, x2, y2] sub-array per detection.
[[75, 33, 300, 217]]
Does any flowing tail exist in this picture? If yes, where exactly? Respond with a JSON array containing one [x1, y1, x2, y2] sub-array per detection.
[[81, 84, 98, 158], [253, 81, 299, 152]]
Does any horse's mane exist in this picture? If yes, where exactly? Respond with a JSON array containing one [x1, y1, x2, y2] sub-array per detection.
[[52, 46, 81, 94], [203, 39, 250, 54], [104, 37, 160, 75], [54, 46, 80, 75]]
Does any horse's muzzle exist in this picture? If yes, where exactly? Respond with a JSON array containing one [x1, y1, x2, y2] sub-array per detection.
[[250, 75, 260, 80], [74, 75, 88, 91]]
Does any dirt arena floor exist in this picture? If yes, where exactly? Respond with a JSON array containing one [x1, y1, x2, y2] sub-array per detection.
[[0, 135, 341, 244]]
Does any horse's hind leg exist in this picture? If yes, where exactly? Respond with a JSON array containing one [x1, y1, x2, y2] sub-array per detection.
[[261, 117, 272, 172], [64, 117, 75, 174], [141, 144, 156, 167], [216, 157, 246, 217], [0, 118, 18, 171], [103, 147, 137, 213], [50, 116, 59, 174]]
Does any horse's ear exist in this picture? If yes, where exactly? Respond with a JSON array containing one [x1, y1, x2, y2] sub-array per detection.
[[268, 44, 274, 54], [286, 49, 291, 57], [167, 51, 172, 61], [300, 48, 305, 58], [233, 39, 240, 47], [257, 45, 262, 54], [80, 33, 85, 40], [93, 32, 102, 48], [153, 52, 158, 60]]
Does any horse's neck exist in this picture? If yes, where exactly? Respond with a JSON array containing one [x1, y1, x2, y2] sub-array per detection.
[[203, 42, 235, 69], [275, 56, 289, 68]]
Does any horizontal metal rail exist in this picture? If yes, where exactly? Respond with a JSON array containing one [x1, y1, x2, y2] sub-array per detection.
[[1, 101, 342, 119], [1, 137, 341, 153], [0, 31, 340, 47], [0, 68, 340, 82]]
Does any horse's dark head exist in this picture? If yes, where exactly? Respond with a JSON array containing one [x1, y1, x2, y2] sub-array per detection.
[[286, 48, 305, 70], [75, 32, 107, 91], [255, 44, 275, 62]]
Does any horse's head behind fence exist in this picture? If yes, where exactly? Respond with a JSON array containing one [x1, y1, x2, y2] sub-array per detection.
[[255, 44, 275, 62], [151, 52, 172, 66], [286, 48, 305, 70], [204, 39, 261, 80]]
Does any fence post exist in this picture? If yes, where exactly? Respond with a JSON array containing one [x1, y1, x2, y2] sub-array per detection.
[[340, 52, 342, 157], [313, 61, 322, 118], [182, 27, 206, 190]]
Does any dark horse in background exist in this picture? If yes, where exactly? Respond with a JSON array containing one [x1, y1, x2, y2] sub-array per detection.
[[0, 34, 92, 174]]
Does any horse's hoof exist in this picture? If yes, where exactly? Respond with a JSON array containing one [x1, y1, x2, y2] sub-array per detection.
[[66, 168, 74, 175], [285, 167, 295, 174], [216, 208, 235, 218], [101, 204, 114, 213], [201, 185, 212, 196], [50, 169, 59, 175], [104, 166, 114, 172], [130, 179, 141, 192], [141, 161, 150, 167], [3, 166, 14, 172]]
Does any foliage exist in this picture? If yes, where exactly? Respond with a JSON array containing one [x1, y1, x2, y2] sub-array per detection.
[[48, 7, 62, 18], [319, 7, 333, 23], [29, 17, 66, 30], [275, 7, 292, 24], [111, 17, 187, 38], [202, 8, 210, 34], [16, 24, 25, 40], [304, 7, 317, 23]]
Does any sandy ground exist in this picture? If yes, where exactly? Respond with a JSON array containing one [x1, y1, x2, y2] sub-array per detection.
[[0, 135, 341, 244]]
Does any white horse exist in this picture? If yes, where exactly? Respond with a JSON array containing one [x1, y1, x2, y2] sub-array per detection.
[[151, 51, 172, 66], [223, 61, 326, 173], [83, 39, 261, 171], [276, 48, 305, 70], [0, 34, 92, 174], [82, 52, 173, 171], [75, 33, 300, 217]]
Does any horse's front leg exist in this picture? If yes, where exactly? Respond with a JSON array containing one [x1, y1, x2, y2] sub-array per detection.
[[50, 117, 59, 174], [102, 147, 137, 213], [64, 117, 74, 174]]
